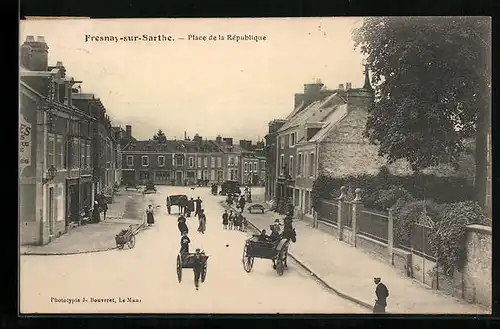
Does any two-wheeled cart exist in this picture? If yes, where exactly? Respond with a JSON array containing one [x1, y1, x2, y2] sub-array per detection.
[[176, 251, 209, 283], [242, 236, 290, 276], [115, 223, 144, 249]]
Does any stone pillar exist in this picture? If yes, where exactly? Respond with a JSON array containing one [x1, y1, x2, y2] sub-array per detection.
[[337, 186, 346, 241], [351, 188, 362, 247], [387, 207, 394, 264]]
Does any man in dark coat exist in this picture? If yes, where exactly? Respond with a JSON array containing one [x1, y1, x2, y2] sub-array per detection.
[[195, 197, 203, 216], [166, 197, 172, 215], [373, 277, 389, 314], [238, 195, 246, 213], [178, 215, 188, 235], [192, 248, 204, 290], [180, 233, 191, 253], [92, 201, 101, 223], [188, 198, 195, 216]]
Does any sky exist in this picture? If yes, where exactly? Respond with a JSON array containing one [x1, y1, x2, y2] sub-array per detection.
[[20, 18, 366, 142]]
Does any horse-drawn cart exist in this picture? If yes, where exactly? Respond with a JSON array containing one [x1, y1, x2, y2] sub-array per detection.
[[143, 181, 157, 194], [242, 236, 290, 276], [168, 194, 188, 214], [115, 224, 143, 249], [176, 251, 209, 282]]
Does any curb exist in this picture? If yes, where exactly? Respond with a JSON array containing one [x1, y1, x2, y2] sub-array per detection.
[[20, 223, 148, 256]]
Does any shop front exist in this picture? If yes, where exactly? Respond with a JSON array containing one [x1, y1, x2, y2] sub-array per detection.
[[65, 178, 80, 226], [79, 175, 93, 209]]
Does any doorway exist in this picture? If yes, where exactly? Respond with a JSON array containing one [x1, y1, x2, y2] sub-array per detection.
[[66, 183, 79, 225], [176, 171, 183, 186]]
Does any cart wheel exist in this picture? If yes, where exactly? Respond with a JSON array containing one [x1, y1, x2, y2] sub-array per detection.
[[127, 235, 136, 249], [201, 263, 207, 282], [276, 257, 284, 276], [242, 245, 254, 273], [117, 243, 124, 250], [176, 254, 182, 282]]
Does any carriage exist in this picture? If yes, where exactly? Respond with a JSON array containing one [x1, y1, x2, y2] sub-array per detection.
[[167, 194, 189, 214], [176, 251, 209, 283], [143, 181, 157, 194], [115, 224, 143, 249], [242, 236, 290, 276]]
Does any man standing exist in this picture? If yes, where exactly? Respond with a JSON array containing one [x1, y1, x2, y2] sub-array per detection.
[[239, 195, 246, 213], [195, 197, 203, 216], [102, 202, 108, 220], [192, 248, 204, 290], [373, 277, 389, 314]]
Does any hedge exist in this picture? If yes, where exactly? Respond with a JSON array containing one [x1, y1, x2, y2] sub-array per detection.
[[311, 166, 474, 212]]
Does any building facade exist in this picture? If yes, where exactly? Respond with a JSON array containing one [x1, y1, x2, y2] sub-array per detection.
[[121, 136, 225, 186], [20, 36, 97, 245], [264, 120, 286, 201]]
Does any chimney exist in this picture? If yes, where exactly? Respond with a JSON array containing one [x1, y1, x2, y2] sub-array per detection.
[[223, 137, 233, 146], [216, 135, 222, 143], [184, 131, 187, 140], [21, 35, 49, 71], [125, 125, 132, 138], [346, 82, 352, 90], [304, 82, 324, 95], [338, 84, 345, 90]]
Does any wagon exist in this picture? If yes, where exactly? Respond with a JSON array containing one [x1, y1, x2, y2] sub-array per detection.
[[248, 204, 265, 214], [143, 181, 157, 194], [176, 251, 209, 283], [115, 224, 143, 249], [242, 236, 290, 276]]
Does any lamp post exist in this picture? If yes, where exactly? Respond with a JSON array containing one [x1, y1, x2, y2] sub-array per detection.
[[42, 165, 57, 184]]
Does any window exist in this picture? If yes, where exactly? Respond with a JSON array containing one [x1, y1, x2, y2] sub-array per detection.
[[253, 162, 257, 172], [229, 156, 234, 165], [176, 156, 184, 166], [211, 169, 215, 180], [297, 153, 302, 176], [280, 136, 284, 149], [203, 157, 208, 168], [244, 163, 248, 172], [86, 142, 91, 168], [260, 160, 265, 169], [189, 156, 194, 168], [211, 156, 216, 168], [127, 155, 134, 166], [80, 140, 85, 168], [280, 154, 284, 175], [47, 134, 55, 167], [197, 157, 202, 168], [141, 156, 149, 167], [55, 135, 64, 169], [217, 157, 222, 168], [304, 153, 308, 177], [289, 156, 294, 177], [158, 156, 165, 167], [290, 133, 296, 146], [72, 138, 79, 168], [309, 152, 315, 177]]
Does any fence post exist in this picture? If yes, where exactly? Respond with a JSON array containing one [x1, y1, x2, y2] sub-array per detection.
[[337, 186, 346, 241], [351, 188, 362, 247], [387, 207, 394, 265]]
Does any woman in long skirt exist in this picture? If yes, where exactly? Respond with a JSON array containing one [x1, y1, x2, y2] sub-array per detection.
[[197, 209, 206, 234], [146, 205, 155, 226]]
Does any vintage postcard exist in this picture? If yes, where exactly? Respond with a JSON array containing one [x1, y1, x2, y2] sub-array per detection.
[[19, 17, 491, 314]]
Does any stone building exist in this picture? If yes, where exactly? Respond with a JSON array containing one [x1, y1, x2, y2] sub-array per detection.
[[20, 36, 97, 245]]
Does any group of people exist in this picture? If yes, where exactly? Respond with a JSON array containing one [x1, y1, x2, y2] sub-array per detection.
[[221, 209, 247, 231], [225, 193, 246, 212], [176, 198, 207, 291]]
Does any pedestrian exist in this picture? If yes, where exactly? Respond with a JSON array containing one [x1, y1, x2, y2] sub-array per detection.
[[239, 195, 246, 213], [241, 215, 248, 232], [195, 197, 203, 216], [222, 210, 229, 230], [91, 200, 101, 223], [228, 210, 234, 230], [146, 205, 155, 226], [188, 198, 195, 216], [178, 215, 188, 235], [180, 232, 191, 253], [197, 209, 206, 234], [192, 248, 204, 290], [373, 277, 389, 314], [102, 202, 108, 220], [166, 197, 172, 215]]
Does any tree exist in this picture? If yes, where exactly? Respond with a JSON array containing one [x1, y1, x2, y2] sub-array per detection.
[[153, 129, 167, 143], [353, 17, 491, 209]]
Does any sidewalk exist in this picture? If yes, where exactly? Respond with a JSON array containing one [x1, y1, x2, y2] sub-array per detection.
[[21, 190, 147, 255], [243, 206, 490, 314]]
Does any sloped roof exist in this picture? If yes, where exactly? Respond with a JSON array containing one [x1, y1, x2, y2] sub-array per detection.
[[124, 140, 222, 153], [308, 104, 348, 143], [279, 93, 346, 133], [285, 100, 306, 120]]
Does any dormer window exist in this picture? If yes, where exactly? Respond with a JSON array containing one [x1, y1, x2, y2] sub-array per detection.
[[290, 133, 296, 146]]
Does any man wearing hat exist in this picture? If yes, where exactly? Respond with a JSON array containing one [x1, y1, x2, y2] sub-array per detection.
[[373, 277, 389, 313], [192, 248, 204, 290]]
